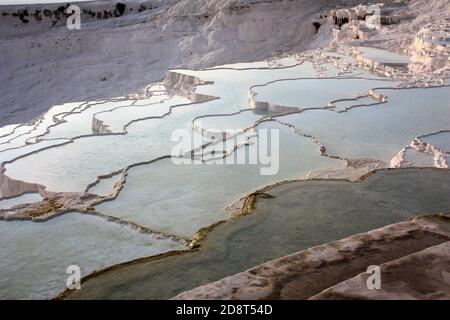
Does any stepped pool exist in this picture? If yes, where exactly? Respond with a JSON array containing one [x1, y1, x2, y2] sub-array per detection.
[[65, 169, 450, 299], [276, 86, 450, 162], [0, 212, 184, 299], [0, 49, 449, 299], [95, 121, 341, 238], [251, 77, 395, 109]]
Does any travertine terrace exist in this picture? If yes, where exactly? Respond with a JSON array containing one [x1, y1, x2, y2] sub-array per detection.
[[0, 0, 449, 300]]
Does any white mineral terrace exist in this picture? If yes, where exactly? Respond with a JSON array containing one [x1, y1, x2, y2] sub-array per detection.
[[0, 38, 449, 298]]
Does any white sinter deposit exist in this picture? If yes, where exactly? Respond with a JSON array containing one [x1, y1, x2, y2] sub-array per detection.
[[0, 0, 376, 126], [0, 0, 449, 300]]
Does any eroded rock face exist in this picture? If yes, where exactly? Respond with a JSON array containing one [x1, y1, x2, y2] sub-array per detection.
[[409, 22, 450, 72], [174, 216, 450, 300], [0, 172, 42, 199], [92, 116, 112, 134], [163, 71, 216, 102]]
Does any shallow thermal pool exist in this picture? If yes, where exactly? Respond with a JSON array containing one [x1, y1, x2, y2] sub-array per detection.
[[357, 46, 410, 65], [86, 174, 122, 197], [276, 86, 450, 162], [193, 110, 265, 137], [95, 121, 342, 238], [0, 211, 185, 299], [403, 148, 436, 167], [252, 78, 395, 109], [0, 193, 42, 210], [0, 102, 81, 151], [421, 131, 450, 153], [66, 169, 450, 299], [3, 60, 347, 192]]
